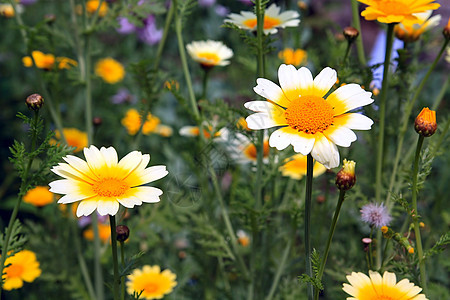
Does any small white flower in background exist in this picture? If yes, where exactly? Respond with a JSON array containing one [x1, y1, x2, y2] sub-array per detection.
[[186, 40, 233, 68]]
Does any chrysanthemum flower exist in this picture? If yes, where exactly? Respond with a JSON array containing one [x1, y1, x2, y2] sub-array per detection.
[[357, 0, 440, 24], [56, 57, 78, 69], [49, 145, 168, 217], [22, 51, 55, 70], [52, 128, 88, 153], [279, 154, 327, 180], [121, 109, 160, 136], [225, 3, 300, 35], [23, 186, 54, 207], [83, 222, 111, 243], [343, 270, 428, 299], [244, 64, 374, 168], [278, 48, 307, 67], [218, 129, 270, 165], [395, 10, 441, 42], [2, 250, 41, 290], [360, 202, 392, 228], [95, 58, 125, 84], [86, 0, 108, 17], [186, 40, 233, 68], [126, 265, 177, 299]]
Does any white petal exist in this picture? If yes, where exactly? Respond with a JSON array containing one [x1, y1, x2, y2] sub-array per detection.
[[49, 179, 93, 196], [322, 125, 357, 147], [62, 155, 96, 179], [334, 113, 374, 130], [253, 78, 290, 107], [96, 200, 120, 216], [100, 146, 118, 168], [278, 64, 303, 101], [244, 101, 274, 113], [291, 133, 316, 155], [76, 200, 98, 217], [117, 196, 142, 208], [327, 84, 374, 116], [118, 150, 143, 177], [57, 193, 88, 204], [313, 67, 337, 98], [297, 67, 314, 95], [132, 186, 163, 203], [139, 166, 168, 184], [268, 128, 292, 150], [83, 145, 106, 173], [246, 113, 279, 129], [310, 133, 339, 169]]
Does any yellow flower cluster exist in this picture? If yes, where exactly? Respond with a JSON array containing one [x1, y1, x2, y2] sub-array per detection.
[[278, 48, 307, 67], [121, 108, 173, 137], [22, 51, 78, 70], [86, 0, 108, 17]]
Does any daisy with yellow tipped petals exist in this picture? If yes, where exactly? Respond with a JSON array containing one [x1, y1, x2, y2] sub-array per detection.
[[126, 265, 177, 299], [49, 145, 168, 217], [245, 64, 374, 169], [357, 0, 440, 24], [343, 270, 428, 299], [225, 3, 300, 35], [279, 154, 327, 180], [2, 250, 41, 291], [186, 40, 233, 68]]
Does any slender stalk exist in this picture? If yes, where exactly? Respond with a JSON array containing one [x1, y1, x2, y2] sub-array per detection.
[[201, 68, 210, 100], [431, 77, 449, 111], [305, 154, 314, 300], [0, 110, 40, 296], [343, 41, 352, 62], [368, 226, 374, 270], [314, 189, 345, 300], [384, 39, 449, 210], [411, 135, 427, 293], [173, 0, 200, 120], [375, 25, 395, 269], [350, 0, 366, 65], [109, 216, 120, 300], [266, 240, 292, 300], [120, 241, 125, 300], [208, 165, 250, 279]]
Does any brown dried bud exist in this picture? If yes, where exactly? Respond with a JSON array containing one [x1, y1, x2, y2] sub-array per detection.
[[343, 26, 359, 43], [93, 116, 102, 127], [414, 107, 437, 137], [335, 159, 356, 191], [443, 17, 450, 40], [116, 225, 129, 242], [26, 93, 44, 111]]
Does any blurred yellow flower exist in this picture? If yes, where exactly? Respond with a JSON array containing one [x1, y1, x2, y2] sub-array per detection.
[[95, 57, 125, 84], [126, 265, 177, 300], [155, 125, 173, 137], [395, 10, 441, 42], [358, 0, 440, 24], [83, 223, 111, 243], [278, 48, 307, 66], [236, 117, 250, 131], [2, 250, 41, 291], [56, 57, 78, 69], [53, 128, 88, 153], [121, 108, 161, 135], [22, 51, 55, 70], [86, 0, 108, 17], [279, 154, 327, 180], [179, 125, 222, 139], [237, 230, 250, 247], [0, 4, 17, 18], [23, 186, 54, 207]]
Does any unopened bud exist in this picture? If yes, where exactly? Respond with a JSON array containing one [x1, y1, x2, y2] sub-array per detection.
[[443, 17, 450, 40], [44, 14, 56, 24], [414, 107, 437, 137], [26, 93, 44, 111], [408, 247, 415, 254], [116, 225, 129, 242], [297, 1, 308, 10], [381, 226, 389, 234], [419, 222, 425, 228], [343, 26, 359, 43], [93, 116, 102, 127], [335, 159, 356, 191]]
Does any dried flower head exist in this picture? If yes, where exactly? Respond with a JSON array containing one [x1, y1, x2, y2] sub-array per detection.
[[361, 203, 392, 228], [343, 26, 359, 43], [415, 107, 437, 137]]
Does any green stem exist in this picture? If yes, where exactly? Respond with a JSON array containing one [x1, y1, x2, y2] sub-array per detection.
[[384, 39, 449, 210], [343, 42, 352, 63], [208, 165, 250, 279], [431, 77, 449, 111], [201, 68, 210, 100], [368, 226, 374, 270], [350, 0, 366, 65], [266, 240, 292, 300], [84, 36, 93, 144], [173, 0, 200, 121], [314, 189, 345, 300], [375, 25, 395, 270], [411, 135, 427, 293], [305, 154, 314, 300], [0, 110, 40, 296], [109, 216, 120, 300], [120, 241, 125, 300]]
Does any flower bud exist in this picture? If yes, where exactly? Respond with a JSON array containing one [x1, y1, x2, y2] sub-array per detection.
[[93, 116, 102, 127], [443, 17, 450, 40], [335, 159, 356, 191], [44, 14, 56, 24], [26, 93, 44, 111], [414, 107, 437, 137], [343, 26, 359, 43], [116, 225, 129, 242]]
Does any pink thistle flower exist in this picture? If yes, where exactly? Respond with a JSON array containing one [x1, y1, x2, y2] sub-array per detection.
[[360, 203, 392, 228]]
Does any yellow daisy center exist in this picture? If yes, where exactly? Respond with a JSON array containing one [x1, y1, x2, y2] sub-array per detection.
[[284, 95, 334, 134], [144, 282, 159, 293], [93, 178, 129, 197], [197, 52, 220, 65], [243, 16, 281, 30], [6, 264, 24, 278], [243, 141, 270, 160]]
